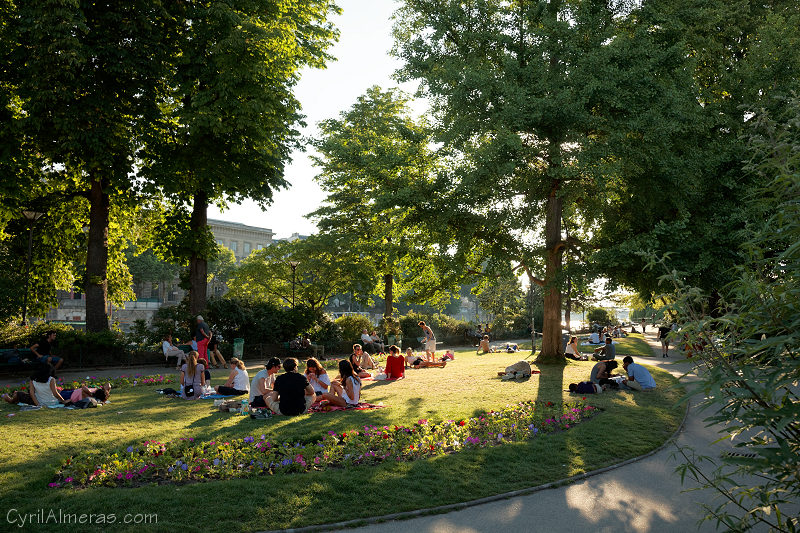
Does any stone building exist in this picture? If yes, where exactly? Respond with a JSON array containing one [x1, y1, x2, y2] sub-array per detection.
[[45, 219, 277, 330]]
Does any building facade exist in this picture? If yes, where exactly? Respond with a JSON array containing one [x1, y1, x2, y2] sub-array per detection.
[[45, 219, 277, 330]]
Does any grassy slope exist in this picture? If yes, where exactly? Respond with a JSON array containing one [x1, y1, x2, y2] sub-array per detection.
[[0, 349, 682, 532], [576, 333, 655, 357]]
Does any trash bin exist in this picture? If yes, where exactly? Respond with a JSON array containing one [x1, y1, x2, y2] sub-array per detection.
[[233, 338, 244, 358]]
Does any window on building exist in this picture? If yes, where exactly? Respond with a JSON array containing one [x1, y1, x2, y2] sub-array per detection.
[[244, 242, 251, 255], [216, 239, 224, 246], [230, 241, 238, 253], [257, 244, 263, 250]]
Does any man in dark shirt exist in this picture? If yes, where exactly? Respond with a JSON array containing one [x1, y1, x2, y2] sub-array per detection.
[[30, 331, 63, 370], [267, 358, 315, 416], [658, 325, 671, 357]]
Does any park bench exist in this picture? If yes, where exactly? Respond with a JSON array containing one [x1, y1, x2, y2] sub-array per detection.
[[0, 348, 40, 371]]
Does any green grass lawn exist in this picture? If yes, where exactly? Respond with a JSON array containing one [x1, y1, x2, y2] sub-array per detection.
[[577, 333, 655, 357], [0, 349, 682, 532]]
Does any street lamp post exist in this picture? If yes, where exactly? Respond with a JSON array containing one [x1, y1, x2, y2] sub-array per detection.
[[288, 261, 299, 309], [21, 210, 44, 326]]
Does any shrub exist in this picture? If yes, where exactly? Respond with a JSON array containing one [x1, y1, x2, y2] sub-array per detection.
[[334, 314, 372, 342], [309, 313, 342, 351], [586, 307, 613, 325]]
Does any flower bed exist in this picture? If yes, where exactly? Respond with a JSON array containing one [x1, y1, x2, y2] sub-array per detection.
[[0, 373, 176, 397], [50, 400, 598, 488]]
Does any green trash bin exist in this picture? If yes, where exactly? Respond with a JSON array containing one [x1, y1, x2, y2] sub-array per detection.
[[233, 338, 244, 359]]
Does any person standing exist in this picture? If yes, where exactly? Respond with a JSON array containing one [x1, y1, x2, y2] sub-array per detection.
[[195, 315, 211, 361], [640, 318, 647, 334], [658, 324, 671, 357], [29, 331, 63, 371], [267, 358, 315, 416], [419, 321, 436, 361]]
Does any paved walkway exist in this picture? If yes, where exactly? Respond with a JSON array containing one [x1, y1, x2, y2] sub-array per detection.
[[348, 332, 736, 533]]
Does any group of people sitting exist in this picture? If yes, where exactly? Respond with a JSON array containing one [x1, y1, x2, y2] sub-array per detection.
[[569, 356, 657, 394], [478, 336, 519, 354], [465, 324, 491, 344], [587, 325, 627, 345], [246, 356, 363, 415], [359, 329, 386, 354], [2, 364, 111, 408]]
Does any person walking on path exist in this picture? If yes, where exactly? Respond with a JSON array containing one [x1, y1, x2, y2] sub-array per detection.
[[658, 324, 671, 357]]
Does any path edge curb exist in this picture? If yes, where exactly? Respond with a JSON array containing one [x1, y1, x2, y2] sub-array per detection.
[[267, 398, 692, 533]]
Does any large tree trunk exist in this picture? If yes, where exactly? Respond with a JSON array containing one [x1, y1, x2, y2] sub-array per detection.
[[564, 275, 572, 331], [383, 272, 393, 318], [536, 177, 565, 363], [85, 179, 110, 332], [189, 190, 208, 316]]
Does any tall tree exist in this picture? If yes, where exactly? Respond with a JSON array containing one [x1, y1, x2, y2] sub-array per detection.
[[140, 0, 340, 316], [393, 0, 697, 361], [310, 86, 454, 317], [5, 0, 177, 330]]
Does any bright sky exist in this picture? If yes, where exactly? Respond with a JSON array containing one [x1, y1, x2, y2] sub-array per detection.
[[209, 0, 420, 239]]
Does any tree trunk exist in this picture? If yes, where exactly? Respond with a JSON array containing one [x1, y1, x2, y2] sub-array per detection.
[[564, 274, 572, 332], [384, 272, 393, 318], [536, 180, 565, 363], [85, 179, 110, 332], [189, 190, 208, 316]]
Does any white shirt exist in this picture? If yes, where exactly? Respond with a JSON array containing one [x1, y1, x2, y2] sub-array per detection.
[[341, 376, 361, 406], [361, 333, 372, 344], [249, 369, 275, 403], [232, 368, 250, 391], [565, 343, 577, 355], [308, 372, 331, 394], [32, 378, 60, 407]]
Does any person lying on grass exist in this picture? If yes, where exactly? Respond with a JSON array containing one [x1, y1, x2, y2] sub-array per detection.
[[383, 345, 405, 379], [59, 382, 112, 405], [321, 359, 362, 408], [407, 349, 447, 369], [180, 352, 206, 400], [305, 357, 331, 399], [214, 358, 250, 397], [267, 357, 315, 415], [250, 357, 281, 408]]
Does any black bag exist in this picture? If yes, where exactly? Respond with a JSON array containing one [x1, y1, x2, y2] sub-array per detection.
[[74, 398, 98, 409]]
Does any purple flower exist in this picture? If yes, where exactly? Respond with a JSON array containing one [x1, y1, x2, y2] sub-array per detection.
[[244, 436, 254, 444], [168, 467, 173, 473], [213, 459, 220, 466], [181, 464, 188, 471], [281, 459, 291, 466], [126, 446, 134, 453]]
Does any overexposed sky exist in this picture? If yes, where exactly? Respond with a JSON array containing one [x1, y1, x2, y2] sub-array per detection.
[[209, 0, 421, 239]]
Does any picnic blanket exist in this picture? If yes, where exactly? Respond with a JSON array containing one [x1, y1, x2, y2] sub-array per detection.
[[199, 393, 236, 399], [308, 402, 385, 414]]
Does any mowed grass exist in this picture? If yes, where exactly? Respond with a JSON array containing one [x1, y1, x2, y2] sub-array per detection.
[[577, 333, 655, 357], [0, 349, 682, 532]]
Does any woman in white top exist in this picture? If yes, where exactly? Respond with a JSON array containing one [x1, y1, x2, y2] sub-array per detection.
[[29, 368, 66, 407], [322, 360, 361, 407], [565, 336, 588, 360], [215, 358, 250, 396], [304, 357, 331, 399]]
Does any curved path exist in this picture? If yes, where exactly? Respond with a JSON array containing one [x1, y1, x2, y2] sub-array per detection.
[[346, 332, 727, 533]]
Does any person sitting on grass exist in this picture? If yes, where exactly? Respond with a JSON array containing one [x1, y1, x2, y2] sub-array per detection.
[[321, 359, 362, 408], [305, 357, 331, 399], [565, 336, 588, 361], [479, 335, 494, 354], [207, 331, 226, 369], [29, 331, 63, 371], [28, 366, 67, 407], [1, 368, 49, 405], [589, 360, 619, 388], [383, 345, 405, 379], [350, 348, 374, 379], [180, 351, 206, 400], [621, 356, 657, 391], [162, 333, 186, 369], [267, 358, 315, 416], [214, 358, 250, 396], [250, 357, 281, 408], [592, 336, 616, 361]]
